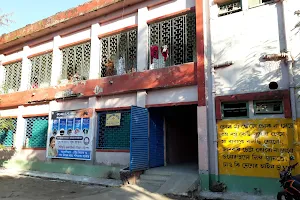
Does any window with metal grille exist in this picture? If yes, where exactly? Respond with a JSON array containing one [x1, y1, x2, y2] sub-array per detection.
[[0, 118, 17, 147], [221, 102, 249, 118], [25, 116, 48, 148], [97, 110, 131, 150], [2, 62, 22, 94], [29, 52, 53, 89], [149, 12, 196, 69], [100, 29, 137, 77], [61, 42, 91, 82]]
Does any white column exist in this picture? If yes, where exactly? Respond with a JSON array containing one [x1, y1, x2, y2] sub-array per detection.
[[88, 97, 97, 164], [89, 23, 101, 79], [137, 7, 149, 72], [14, 106, 25, 151], [51, 36, 62, 86], [0, 54, 5, 87], [137, 90, 147, 108], [20, 46, 31, 91]]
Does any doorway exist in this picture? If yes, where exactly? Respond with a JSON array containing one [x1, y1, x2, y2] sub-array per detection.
[[149, 104, 198, 167]]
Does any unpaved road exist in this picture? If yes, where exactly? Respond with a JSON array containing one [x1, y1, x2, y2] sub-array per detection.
[[0, 174, 196, 200]]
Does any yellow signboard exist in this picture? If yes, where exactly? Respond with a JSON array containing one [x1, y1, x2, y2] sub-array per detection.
[[106, 113, 121, 126], [217, 118, 294, 178]]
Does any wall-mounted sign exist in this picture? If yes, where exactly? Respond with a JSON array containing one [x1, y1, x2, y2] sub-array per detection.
[[47, 108, 93, 161], [217, 118, 294, 178], [106, 113, 121, 126]]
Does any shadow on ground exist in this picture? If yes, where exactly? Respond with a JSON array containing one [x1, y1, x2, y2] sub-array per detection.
[[0, 174, 199, 200]]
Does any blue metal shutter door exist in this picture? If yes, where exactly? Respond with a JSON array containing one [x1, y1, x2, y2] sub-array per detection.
[[130, 106, 149, 171]]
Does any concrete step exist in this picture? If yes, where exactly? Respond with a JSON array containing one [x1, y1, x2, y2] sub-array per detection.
[[139, 174, 169, 182], [136, 179, 164, 186], [136, 179, 162, 193], [144, 169, 174, 176]]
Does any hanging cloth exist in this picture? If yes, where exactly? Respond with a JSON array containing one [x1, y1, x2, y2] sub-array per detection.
[[150, 45, 159, 64], [117, 57, 125, 75], [161, 45, 169, 61]]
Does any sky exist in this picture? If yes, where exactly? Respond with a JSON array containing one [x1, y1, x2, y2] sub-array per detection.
[[0, 0, 90, 35]]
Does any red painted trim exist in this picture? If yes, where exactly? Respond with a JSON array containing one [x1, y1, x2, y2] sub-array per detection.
[[2, 58, 22, 66], [196, 0, 206, 106], [146, 101, 198, 108], [23, 113, 49, 118], [59, 38, 91, 50], [0, 63, 196, 109], [147, 0, 173, 9], [95, 107, 131, 112], [22, 148, 46, 150], [215, 90, 291, 120], [28, 49, 53, 59], [147, 7, 195, 24], [98, 25, 138, 38], [96, 149, 130, 153]]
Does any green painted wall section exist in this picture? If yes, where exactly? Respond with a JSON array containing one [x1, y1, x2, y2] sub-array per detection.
[[2, 159, 122, 179], [207, 174, 280, 195]]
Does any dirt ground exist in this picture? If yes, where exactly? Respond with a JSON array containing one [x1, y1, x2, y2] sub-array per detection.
[[0, 174, 197, 200]]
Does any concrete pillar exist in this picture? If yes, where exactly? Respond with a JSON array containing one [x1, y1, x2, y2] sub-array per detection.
[[51, 36, 62, 86], [137, 90, 147, 108], [14, 106, 25, 151], [88, 97, 97, 164], [137, 7, 149, 72], [89, 23, 101, 79], [0, 54, 5, 87], [197, 106, 209, 190], [20, 46, 31, 91]]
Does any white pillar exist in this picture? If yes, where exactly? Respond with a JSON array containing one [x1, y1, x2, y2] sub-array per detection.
[[0, 54, 5, 87], [137, 7, 149, 72], [89, 23, 101, 79], [88, 97, 97, 164], [137, 90, 147, 108], [20, 46, 31, 91], [51, 36, 62, 86], [14, 106, 25, 151]]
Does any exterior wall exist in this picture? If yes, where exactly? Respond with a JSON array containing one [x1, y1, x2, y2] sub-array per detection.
[[211, 3, 288, 96], [95, 152, 130, 166], [146, 86, 198, 106], [96, 93, 137, 108], [60, 28, 91, 47], [205, 0, 300, 195], [30, 41, 53, 56]]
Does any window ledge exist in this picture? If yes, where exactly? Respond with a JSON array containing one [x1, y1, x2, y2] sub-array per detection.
[[96, 149, 130, 153], [22, 148, 46, 150]]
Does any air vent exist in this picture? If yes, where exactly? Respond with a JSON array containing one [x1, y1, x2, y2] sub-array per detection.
[[219, 1, 242, 16]]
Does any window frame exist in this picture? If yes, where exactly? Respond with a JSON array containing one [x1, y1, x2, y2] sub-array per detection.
[[221, 102, 249, 119], [148, 11, 196, 69], [100, 28, 138, 78], [253, 100, 283, 115]]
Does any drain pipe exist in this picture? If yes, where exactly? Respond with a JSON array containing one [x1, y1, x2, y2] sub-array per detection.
[[204, 0, 219, 181], [281, 0, 297, 122]]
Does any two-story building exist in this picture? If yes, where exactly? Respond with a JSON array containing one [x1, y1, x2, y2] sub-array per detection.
[[0, 0, 207, 195]]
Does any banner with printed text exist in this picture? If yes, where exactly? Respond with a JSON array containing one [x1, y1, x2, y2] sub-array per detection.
[[46, 108, 93, 160], [218, 118, 294, 178]]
